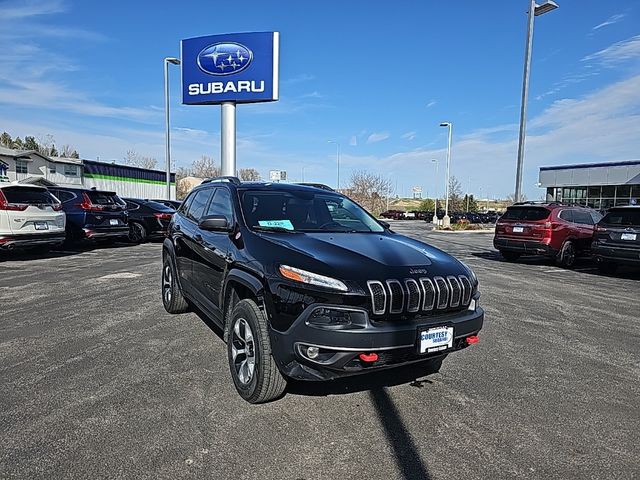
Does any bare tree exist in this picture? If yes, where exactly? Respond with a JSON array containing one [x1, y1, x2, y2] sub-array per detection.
[[36, 134, 57, 156], [175, 166, 192, 200], [124, 149, 158, 170], [447, 176, 465, 212], [345, 170, 393, 215], [238, 168, 261, 181], [190, 155, 220, 178], [59, 144, 80, 158]]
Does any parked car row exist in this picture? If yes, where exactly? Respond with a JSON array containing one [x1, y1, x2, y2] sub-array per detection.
[[0, 183, 180, 252], [493, 202, 639, 274], [380, 209, 501, 223]]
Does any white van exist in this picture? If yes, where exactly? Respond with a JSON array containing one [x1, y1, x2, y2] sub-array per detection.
[[0, 184, 66, 250]]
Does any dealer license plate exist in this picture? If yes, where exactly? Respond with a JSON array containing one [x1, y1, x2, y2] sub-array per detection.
[[419, 326, 454, 354], [513, 226, 524, 233], [621, 233, 637, 241], [34, 222, 48, 230], [110, 219, 119, 226]]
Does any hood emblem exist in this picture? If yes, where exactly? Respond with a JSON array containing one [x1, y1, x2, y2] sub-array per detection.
[[409, 268, 428, 275]]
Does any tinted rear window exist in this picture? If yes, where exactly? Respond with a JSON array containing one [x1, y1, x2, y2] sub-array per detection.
[[145, 201, 175, 212], [87, 191, 125, 205], [601, 209, 640, 226], [2, 187, 56, 205], [501, 207, 550, 221]]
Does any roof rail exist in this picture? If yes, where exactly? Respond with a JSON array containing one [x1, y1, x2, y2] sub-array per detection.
[[202, 176, 241, 185], [296, 182, 335, 192]]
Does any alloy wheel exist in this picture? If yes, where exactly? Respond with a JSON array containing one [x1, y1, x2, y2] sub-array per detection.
[[163, 264, 172, 304], [231, 318, 256, 385]]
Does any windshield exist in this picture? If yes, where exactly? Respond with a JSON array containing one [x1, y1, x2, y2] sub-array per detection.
[[240, 190, 384, 233]]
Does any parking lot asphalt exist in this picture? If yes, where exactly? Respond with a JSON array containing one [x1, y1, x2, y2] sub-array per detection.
[[1, 222, 639, 480]]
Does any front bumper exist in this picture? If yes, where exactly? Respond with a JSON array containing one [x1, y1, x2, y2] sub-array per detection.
[[593, 244, 640, 265], [0, 232, 66, 249], [494, 237, 556, 256], [270, 303, 484, 381]]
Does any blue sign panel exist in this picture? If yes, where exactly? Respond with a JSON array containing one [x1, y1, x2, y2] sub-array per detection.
[[181, 32, 279, 105]]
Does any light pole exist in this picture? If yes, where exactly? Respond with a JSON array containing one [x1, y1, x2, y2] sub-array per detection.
[[431, 159, 439, 224], [439, 122, 453, 227], [164, 57, 180, 200], [466, 176, 471, 212], [514, 0, 559, 203], [327, 140, 341, 190]]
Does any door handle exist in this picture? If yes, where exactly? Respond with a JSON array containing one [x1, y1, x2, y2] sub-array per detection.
[[194, 234, 203, 244]]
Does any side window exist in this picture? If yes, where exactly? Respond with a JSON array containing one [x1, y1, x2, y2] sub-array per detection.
[[559, 209, 574, 223], [590, 210, 603, 224], [178, 193, 195, 215], [125, 201, 140, 210], [185, 189, 213, 223], [205, 188, 234, 220], [574, 210, 594, 225]]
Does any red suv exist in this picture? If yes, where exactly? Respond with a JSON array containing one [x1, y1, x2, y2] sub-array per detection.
[[493, 202, 603, 267]]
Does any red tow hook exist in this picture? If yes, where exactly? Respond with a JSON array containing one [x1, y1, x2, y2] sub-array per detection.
[[359, 352, 379, 363], [466, 335, 479, 345]]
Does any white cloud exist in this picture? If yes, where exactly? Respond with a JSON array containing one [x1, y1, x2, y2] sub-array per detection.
[[582, 35, 640, 65], [426, 100, 437, 108], [367, 132, 390, 144], [282, 73, 315, 85], [0, 0, 66, 19], [401, 131, 417, 141], [592, 13, 626, 30], [349, 135, 358, 146]]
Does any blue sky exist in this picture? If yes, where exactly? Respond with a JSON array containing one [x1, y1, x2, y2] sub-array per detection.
[[1, 0, 639, 199]]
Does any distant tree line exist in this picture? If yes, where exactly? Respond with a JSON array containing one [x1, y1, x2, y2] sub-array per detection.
[[0, 131, 80, 159]]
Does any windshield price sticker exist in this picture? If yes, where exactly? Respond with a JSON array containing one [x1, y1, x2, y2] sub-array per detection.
[[258, 220, 294, 230]]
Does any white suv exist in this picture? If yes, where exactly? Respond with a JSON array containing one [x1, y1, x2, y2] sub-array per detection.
[[0, 184, 66, 250]]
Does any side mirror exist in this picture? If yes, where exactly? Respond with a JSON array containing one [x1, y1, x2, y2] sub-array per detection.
[[198, 215, 232, 232], [379, 220, 391, 229]]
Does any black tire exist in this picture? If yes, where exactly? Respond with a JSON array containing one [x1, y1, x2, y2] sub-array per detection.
[[227, 298, 286, 404], [500, 250, 521, 262], [128, 222, 147, 243], [597, 262, 618, 275], [557, 241, 576, 268], [162, 257, 189, 314]]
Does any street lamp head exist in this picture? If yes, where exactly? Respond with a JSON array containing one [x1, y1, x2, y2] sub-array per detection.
[[439, 122, 451, 127], [534, 1, 558, 16], [165, 57, 181, 65]]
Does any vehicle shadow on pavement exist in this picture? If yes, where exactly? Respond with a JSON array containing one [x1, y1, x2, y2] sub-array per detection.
[[0, 241, 137, 263], [472, 251, 640, 279], [369, 387, 433, 480], [286, 361, 440, 397]]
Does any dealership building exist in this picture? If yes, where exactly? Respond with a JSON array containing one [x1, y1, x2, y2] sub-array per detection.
[[539, 160, 640, 209], [0, 146, 176, 199]]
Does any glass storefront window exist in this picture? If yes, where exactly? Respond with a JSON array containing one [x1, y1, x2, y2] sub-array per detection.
[[602, 186, 615, 198], [588, 186, 601, 199], [616, 185, 631, 199]]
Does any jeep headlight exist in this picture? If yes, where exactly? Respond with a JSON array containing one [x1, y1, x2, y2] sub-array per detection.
[[279, 265, 348, 292]]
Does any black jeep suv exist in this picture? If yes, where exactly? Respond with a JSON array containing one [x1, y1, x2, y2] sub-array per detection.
[[162, 177, 484, 403]]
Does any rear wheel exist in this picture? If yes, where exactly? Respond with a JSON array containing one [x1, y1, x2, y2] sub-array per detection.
[[557, 241, 576, 268], [500, 250, 521, 262], [162, 257, 189, 313], [597, 262, 618, 275], [128, 222, 147, 243], [227, 299, 286, 404]]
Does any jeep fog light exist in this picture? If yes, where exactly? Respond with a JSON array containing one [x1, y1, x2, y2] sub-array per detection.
[[306, 346, 320, 359], [307, 308, 366, 330]]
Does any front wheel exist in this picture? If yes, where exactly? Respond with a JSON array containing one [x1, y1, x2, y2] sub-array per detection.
[[227, 299, 286, 404]]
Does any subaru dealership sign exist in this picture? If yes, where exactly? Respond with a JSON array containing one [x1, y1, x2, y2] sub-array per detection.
[[181, 32, 279, 105]]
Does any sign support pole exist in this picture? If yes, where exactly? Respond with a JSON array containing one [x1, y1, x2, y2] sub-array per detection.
[[221, 101, 236, 176]]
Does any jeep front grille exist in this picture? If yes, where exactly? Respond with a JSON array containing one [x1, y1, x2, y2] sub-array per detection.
[[367, 275, 474, 316]]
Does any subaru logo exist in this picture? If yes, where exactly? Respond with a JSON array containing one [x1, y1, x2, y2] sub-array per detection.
[[197, 42, 253, 76]]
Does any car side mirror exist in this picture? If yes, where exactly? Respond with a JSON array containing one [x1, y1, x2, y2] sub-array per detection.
[[198, 215, 232, 232], [379, 220, 390, 229]]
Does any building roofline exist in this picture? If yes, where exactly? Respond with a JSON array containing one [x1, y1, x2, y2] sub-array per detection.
[[540, 159, 640, 171]]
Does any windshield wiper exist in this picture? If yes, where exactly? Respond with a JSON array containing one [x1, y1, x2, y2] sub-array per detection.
[[252, 226, 297, 233]]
